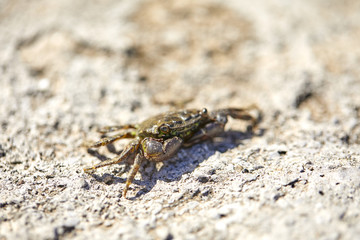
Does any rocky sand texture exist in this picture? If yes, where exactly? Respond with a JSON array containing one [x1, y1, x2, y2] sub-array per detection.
[[1, 0, 360, 239]]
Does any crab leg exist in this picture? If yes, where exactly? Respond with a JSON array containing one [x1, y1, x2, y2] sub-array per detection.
[[98, 124, 136, 133], [123, 151, 145, 198], [211, 105, 259, 128], [183, 122, 225, 147], [84, 139, 139, 172], [89, 131, 135, 148]]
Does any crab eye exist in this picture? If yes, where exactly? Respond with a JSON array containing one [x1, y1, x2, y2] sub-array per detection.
[[159, 124, 170, 133], [201, 108, 208, 115]]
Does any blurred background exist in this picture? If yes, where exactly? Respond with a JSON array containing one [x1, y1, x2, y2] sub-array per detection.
[[1, 0, 360, 123], [1, 0, 360, 239]]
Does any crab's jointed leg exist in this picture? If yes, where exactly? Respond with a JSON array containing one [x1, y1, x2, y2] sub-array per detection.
[[89, 131, 135, 148], [184, 106, 260, 147], [225, 108, 258, 128], [183, 122, 225, 147], [123, 151, 145, 198], [210, 105, 260, 128], [98, 124, 136, 133], [121, 137, 184, 197], [84, 139, 140, 172]]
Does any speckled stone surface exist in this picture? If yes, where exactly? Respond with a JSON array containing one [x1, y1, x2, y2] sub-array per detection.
[[1, 0, 360, 239]]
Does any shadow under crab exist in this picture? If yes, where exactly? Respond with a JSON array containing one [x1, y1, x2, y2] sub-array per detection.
[[83, 106, 261, 198]]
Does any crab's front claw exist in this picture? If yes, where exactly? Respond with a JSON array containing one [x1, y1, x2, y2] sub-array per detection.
[[142, 137, 183, 162]]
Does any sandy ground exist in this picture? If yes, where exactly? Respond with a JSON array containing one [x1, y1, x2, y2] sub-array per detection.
[[1, 0, 360, 239]]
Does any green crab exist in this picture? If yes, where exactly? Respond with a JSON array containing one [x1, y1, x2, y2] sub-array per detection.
[[84, 106, 259, 198]]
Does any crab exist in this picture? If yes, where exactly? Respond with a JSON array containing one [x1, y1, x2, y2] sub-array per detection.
[[84, 106, 259, 198]]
